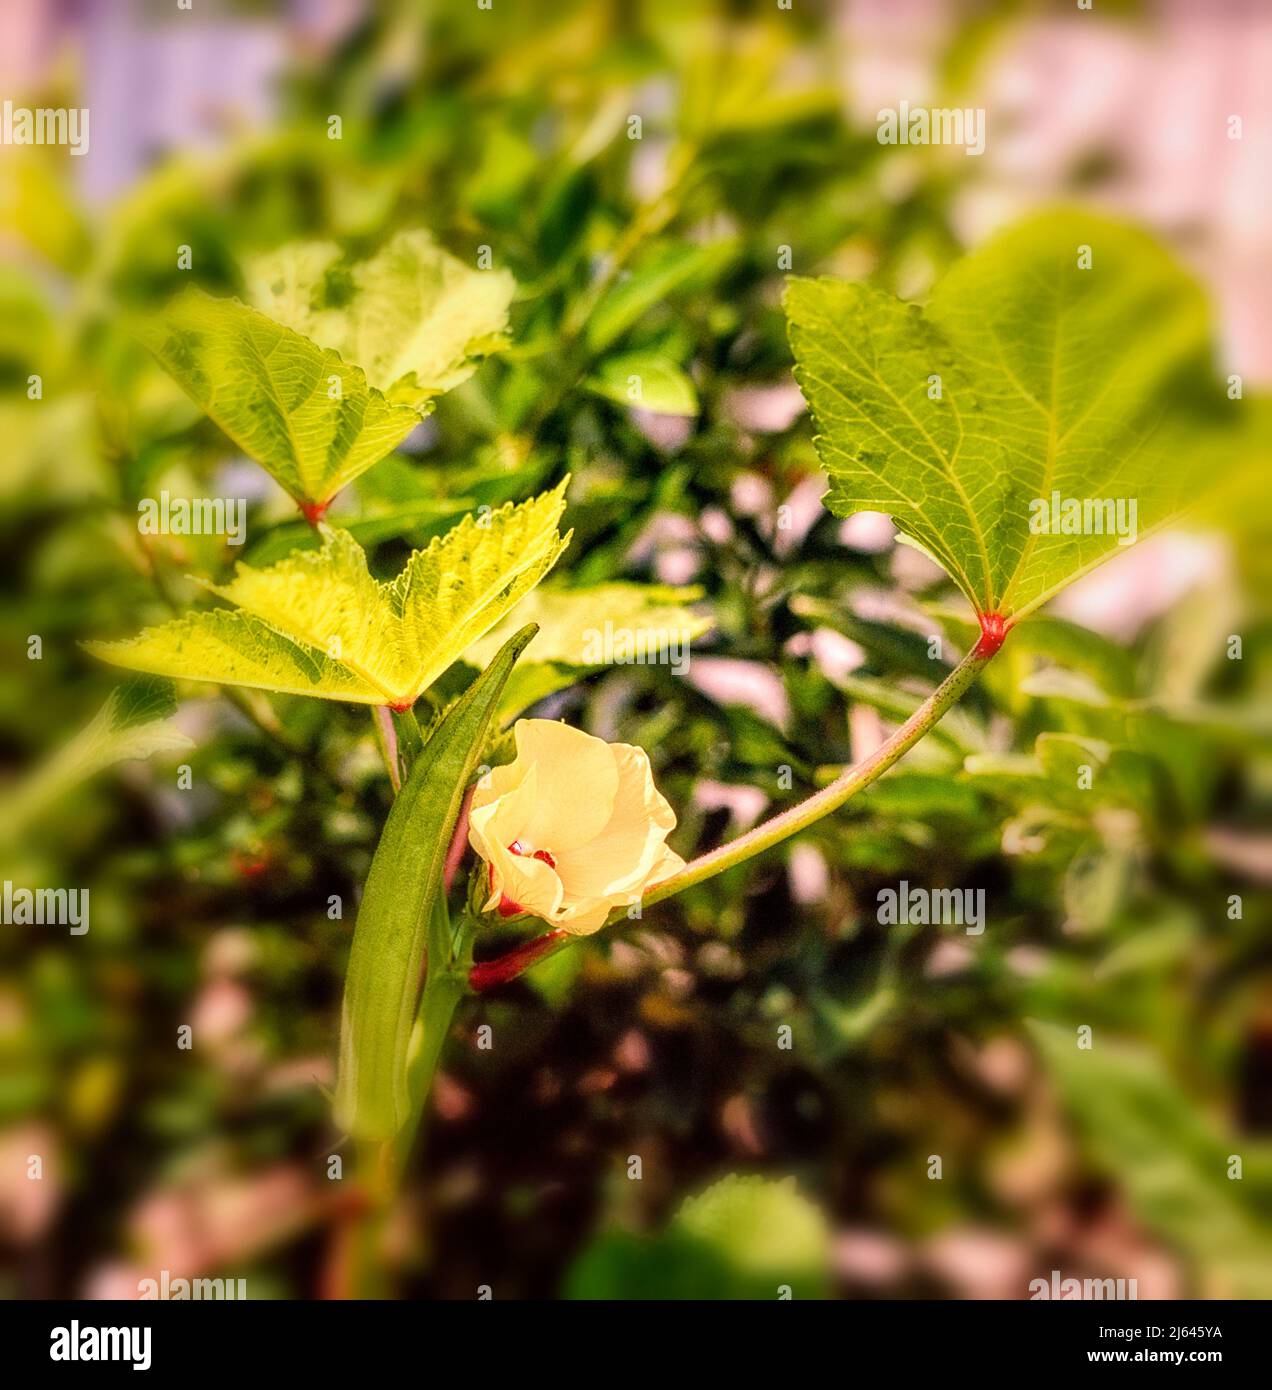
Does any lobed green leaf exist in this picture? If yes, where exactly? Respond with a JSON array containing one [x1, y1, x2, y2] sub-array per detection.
[[87, 486, 571, 708], [244, 229, 515, 405]]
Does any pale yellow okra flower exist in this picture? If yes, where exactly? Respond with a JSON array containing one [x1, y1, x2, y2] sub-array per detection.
[[468, 719, 686, 934]]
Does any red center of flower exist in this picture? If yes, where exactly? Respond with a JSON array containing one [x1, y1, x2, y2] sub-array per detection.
[[490, 839, 557, 917], [508, 838, 556, 870]]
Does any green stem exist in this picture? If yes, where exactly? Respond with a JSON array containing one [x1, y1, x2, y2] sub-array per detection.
[[390, 706, 424, 778], [468, 639, 997, 990], [645, 641, 993, 905]]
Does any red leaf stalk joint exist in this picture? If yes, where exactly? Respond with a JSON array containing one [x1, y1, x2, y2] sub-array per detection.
[[973, 611, 1009, 659]]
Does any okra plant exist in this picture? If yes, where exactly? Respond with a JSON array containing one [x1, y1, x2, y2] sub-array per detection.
[[86, 208, 1243, 1263]]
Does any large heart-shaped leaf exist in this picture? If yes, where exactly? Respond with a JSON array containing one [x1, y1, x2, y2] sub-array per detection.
[[786, 210, 1237, 629], [244, 229, 515, 405], [86, 485, 570, 709]]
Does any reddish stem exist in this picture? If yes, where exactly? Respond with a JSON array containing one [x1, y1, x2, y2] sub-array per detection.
[[443, 786, 474, 894], [973, 611, 1009, 659], [372, 706, 401, 793], [469, 929, 570, 992]]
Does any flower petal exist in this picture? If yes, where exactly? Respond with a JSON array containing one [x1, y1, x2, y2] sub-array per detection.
[[468, 762, 540, 866], [647, 841, 688, 887], [508, 719, 620, 852], [489, 850, 565, 920], [553, 897, 617, 935], [553, 742, 677, 899]]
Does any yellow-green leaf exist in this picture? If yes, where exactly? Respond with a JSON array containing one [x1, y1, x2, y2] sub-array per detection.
[[87, 487, 571, 709], [462, 582, 711, 667], [85, 609, 384, 703], [461, 581, 712, 718], [140, 287, 421, 511], [244, 229, 515, 405], [586, 352, 699, 416]]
